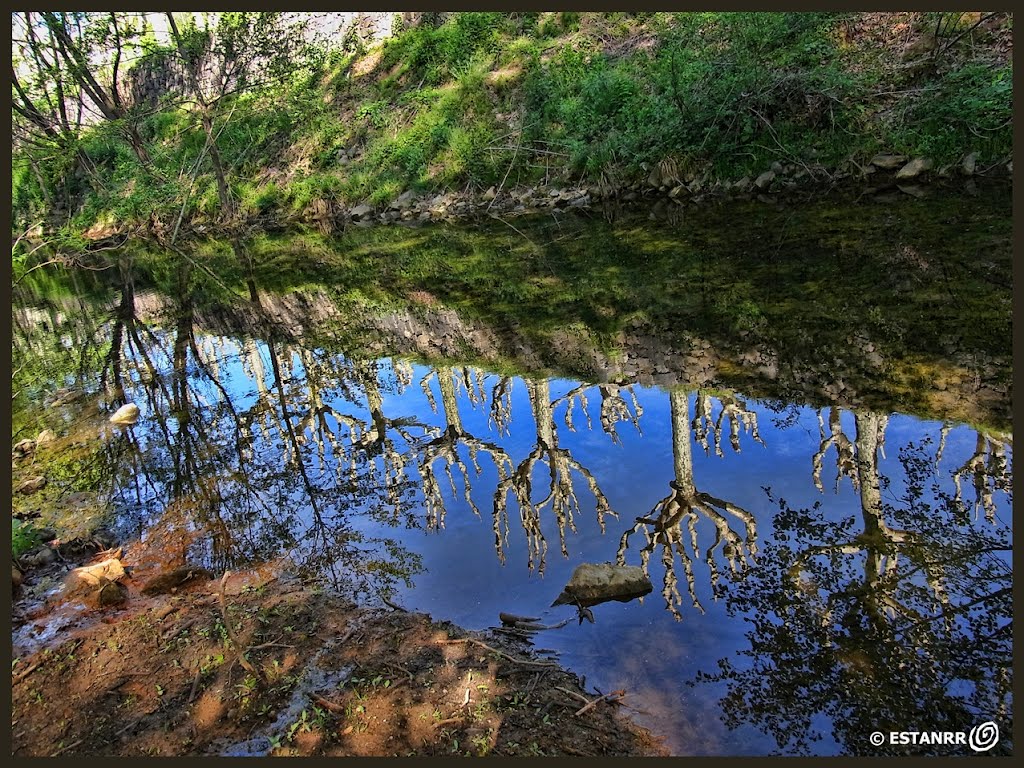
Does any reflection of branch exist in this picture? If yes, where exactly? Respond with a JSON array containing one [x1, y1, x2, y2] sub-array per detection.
[[790, 411, 965, 635], [618, 390, 756, 620], [618, 489, 704, 621], [417, 368, 512, 532], [952, 432, 1010, 524], [693, 391, 764, 457], [598, 384, 643, 445], [493, 379, 616, 574], [811, 408, 858, 493], [488, 376, 514, 436]]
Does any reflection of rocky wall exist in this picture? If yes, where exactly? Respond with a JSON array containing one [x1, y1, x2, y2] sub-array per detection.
[[123, 287, 1007, 429], [22, 283, 1009, 431]]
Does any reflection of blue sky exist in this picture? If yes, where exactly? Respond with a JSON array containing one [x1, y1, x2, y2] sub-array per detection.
[[373, 372, 1011, 755], [111, 339, 1012, 756]]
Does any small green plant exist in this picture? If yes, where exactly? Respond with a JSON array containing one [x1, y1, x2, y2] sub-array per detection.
[[12, 519, 39, 557]]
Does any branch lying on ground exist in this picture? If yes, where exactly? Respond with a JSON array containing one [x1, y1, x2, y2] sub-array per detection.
[[439, 637, 559, 668], [574, 689, 626, 717], [217, 571, 263, 681]]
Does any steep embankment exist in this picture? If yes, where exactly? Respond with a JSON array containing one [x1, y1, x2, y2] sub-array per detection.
[[11, 12, 1012, 244]]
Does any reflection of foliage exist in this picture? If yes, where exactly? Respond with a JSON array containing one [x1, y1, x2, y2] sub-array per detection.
[[698, 415, 1012, 755], [618, 390, 759, 620]]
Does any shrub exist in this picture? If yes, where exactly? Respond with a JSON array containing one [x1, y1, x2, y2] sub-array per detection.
[[12, 519, 39, 558]]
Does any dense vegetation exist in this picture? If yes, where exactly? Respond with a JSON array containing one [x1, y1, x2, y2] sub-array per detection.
[[11, 11, 1013, 249]]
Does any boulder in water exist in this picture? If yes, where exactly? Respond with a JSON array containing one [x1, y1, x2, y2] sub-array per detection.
[[551, 563, 653, 608], [109, 403, 140, 425]]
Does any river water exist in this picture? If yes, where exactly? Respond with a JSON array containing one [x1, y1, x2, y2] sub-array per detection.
[[11, 187, 1012, 755]]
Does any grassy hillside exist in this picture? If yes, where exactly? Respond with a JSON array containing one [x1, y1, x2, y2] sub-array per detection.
[[11, 12, 1012, 243]]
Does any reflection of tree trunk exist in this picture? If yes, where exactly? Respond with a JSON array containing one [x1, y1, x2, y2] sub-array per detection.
[[418, 367, 511, 532], [791, 410, 953, 636], [619, 390, 757, 620], [671, 390, 696, 496], [101, 264, 136, 399], [492, 376, 614, 573], [437, 368, 464, 435]]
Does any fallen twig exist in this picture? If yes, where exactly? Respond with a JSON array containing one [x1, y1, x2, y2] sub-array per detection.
[[311, 693, 346, 714], [249, 636, 295, 651], [161, 616, 201, 641], [554, 685, 591, 706], [439, 638, 558, 668], [12, 660, 43, 685], [383, 661, 415, 681], [218, 571, 262, 681], [574, 690, 626, 717], [187, 667, 203, 704], [51, 738, 84, 757]]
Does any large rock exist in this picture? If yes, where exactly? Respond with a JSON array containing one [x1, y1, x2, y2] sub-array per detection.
[[35, 429, 57, 447], [897, 184, 927, 199], [961, 152, 979, 176], [16, 476, 46, 495], [551, 563, 653, 608], [109, 403, 140, 425], [895, 157, 933, 180], [12, 439, 36, 458], [64, 557, 127, 603], [754, 170, 775, 190], [388, 190, 417, 210], [140, 565, 214, 595], [97, 580, 128, 607], [869, 153, 908, 170], [350, 204, 374, 221]]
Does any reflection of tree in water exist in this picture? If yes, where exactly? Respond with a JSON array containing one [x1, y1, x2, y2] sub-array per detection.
[[692, 390, 764, 458], [84, 262, 427, 601], [617, 390, 759, 620], [811, 407, 862, 493], [944, 428, 1011, 525], [492, 378, 620, 574], [698, 411, 1012, 755], [416, 366, 512, 530]]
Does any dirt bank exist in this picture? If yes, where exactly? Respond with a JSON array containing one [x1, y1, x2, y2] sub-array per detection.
[[11, 561, 666, 757]]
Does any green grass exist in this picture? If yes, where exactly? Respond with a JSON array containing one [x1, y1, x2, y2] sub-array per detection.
[[10, 12, 1012, 239]]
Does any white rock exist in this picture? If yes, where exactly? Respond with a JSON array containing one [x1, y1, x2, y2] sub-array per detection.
[[109, 403, 140, 425], [895, 157, 933, 180]]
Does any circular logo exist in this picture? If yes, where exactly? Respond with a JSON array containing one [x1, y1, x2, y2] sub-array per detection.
[[968, 721, 999, 752], [869, 731, 886, 747]]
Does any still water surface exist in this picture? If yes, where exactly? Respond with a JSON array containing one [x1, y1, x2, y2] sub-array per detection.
[[11, 192, 1012, 755]]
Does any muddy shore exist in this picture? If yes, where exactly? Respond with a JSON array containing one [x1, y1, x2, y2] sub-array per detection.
[[11, 557, 666, 757]]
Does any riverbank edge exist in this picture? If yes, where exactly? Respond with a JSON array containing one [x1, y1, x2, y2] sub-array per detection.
[[12, 550, 668, 757], [62, 151, 1011, 245]]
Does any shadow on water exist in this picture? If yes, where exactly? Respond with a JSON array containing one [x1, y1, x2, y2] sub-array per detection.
[[10, 188, 1012, 755]]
